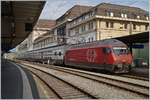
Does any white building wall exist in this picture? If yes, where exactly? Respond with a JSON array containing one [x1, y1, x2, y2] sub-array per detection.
[[67, 31, 96, 44]]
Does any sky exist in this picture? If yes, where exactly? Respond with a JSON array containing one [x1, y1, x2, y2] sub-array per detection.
[[39, 0, 149, 20]]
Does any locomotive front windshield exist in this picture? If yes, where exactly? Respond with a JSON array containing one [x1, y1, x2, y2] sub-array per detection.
[[113, 47, 129, 55]]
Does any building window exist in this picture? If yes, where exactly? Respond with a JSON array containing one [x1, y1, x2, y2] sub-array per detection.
[[106, 22, 109, 28], [121, 13, 124, 18], [89, 11, 95, 17], [54, 52, 57, 56], [124, 14, 127, 18], [74, 20, 78, 24], [88, 37, 94, 42], [91, 37, 94, 41], [88, 38, 90, 42], [68, 30, 71, 36], [145, 25, 148, 30], [81, 25, 86, 32], [124, 23, 128, 29], [81, 16, 85, 20], [59, 52, 61, 56], [75, 27, 79, 34], [146, 16, 149, 20], [137, 16, 140, 19], [107, 12, 114, 17], [89, 12, 93, 17], [110, 12, 114, 17], [88, 21, 93, 30], [110, 22, 114, 28], [133, 24, 136, 30], [106, 22, 114, 28], [121, 13, 127, 18]]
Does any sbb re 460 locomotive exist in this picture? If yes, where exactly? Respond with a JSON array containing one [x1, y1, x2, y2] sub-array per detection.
[[65, 39, 133, 73]]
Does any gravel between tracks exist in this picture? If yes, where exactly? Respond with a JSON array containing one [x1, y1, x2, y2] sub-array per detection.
[[22, 65, 93, 99], [31, 73, 58, 99]]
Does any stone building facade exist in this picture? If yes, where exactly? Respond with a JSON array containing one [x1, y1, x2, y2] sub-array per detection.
[[33, 5, 93, 50], [66, 3, 149, 44], [16, 19, 56, 52]]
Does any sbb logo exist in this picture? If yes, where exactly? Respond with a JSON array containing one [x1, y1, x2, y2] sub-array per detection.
[[86, 49, 96, 62]]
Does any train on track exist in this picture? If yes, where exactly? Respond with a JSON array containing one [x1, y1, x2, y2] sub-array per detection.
[[17, 39, 133, 73]]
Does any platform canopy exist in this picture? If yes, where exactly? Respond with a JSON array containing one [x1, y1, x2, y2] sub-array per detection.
[[2, 1, 45, 52], [115, 31, 149, 44]]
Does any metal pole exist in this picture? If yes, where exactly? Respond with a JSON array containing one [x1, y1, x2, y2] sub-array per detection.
[[129, 21, 133, 54]]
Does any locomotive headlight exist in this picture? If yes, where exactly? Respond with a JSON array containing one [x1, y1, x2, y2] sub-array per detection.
[[122, 59, 126, 63], [113, 57, 117, 61]]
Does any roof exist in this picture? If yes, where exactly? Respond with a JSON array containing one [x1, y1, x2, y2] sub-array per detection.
[[34, 19, 56, 29], [33, 29, 54, 43], [56, 5, 93, 23], [95, 3, 148, 14], [115, 31, 149, 44], [70, 3, 149, 22]]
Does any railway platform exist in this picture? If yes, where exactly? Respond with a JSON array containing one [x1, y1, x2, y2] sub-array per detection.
[[1, 59, 43, 99], [130, 67, 149, 78]]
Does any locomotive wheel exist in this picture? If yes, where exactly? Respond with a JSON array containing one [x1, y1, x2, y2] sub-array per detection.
[[113, 66, 119, 73]]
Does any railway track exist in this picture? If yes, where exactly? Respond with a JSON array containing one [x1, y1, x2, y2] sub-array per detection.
[[19, 64, 97, 99], [120, 74, 149, 81], [18, 61, 149, 99], [43, 65, 149, 97]]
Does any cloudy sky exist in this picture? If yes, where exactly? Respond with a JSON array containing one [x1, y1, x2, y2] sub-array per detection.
[[39, 0, 149, 20]]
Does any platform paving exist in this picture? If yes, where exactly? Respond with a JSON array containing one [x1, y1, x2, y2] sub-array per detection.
[[1, 59, 40, 99]]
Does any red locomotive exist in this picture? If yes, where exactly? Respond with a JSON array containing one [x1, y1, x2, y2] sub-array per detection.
[[65, 39, 133, 73]]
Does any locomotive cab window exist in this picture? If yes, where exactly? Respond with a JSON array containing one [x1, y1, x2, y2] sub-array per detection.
[[113, 47, 128, 55], [103, 48, 111, 54]]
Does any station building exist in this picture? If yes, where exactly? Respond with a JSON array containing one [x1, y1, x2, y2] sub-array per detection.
[[16, 19, 55, 52], [66, 3, 149, 44], [33, 5, 93, 50]]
